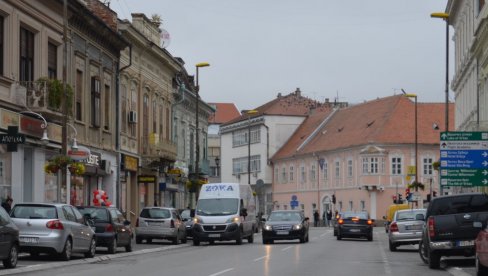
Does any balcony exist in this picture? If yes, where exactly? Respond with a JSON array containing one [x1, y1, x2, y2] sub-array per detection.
[[142, 133, 177, 162], [18, 79, 66, 119]]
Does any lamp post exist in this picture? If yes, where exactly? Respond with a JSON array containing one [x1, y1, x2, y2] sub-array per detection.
[[243, 110, 258, 185], [402, 91, 418, 192], [215, 156, 220, 181], [431, 12, 449, 132], [194, 62, 210, 182]]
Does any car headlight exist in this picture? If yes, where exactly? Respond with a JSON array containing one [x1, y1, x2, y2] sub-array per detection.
[[264, 224, 272, 231], [193, 216, 203, 224], [226, 216, 240, 224], [293, 224, 303, 230]]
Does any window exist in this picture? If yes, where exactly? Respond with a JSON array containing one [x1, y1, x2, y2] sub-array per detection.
[[360, 200, 365, 211], [232, 155, 261, 175], [281, 167, 287, 183], [349, 201, 353, 211], [166, 107, 170, 140], [75, 70, 83, 121], [159, 104, 164, 143], [347, 159, 353, 177], [20, 27, 34, 82], [232, 127, 260, 147], [274, 168, 279, 182], [300, 166, 306, 182], [423, 157, 433, 176], [310, 164, 316, 181], [130, 82, 137, 137], [391, 157, 402, 175], [152, 99, 157, 133], [48, 42, 57, 78], [91, 76, 101, 127], [323, 161, 328, 180], [142, 94, 149, 154], [289, 166, 294, 181], [362, 157, 385, 175], [62, 206, 76, 222], [335, 161, 340, 178], [104, 84, 110, 130], [121, 83, 127, 132], [0, 16, 3, 75]]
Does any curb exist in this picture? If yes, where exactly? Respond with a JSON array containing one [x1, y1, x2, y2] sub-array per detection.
[[0, 244, 191, 275]]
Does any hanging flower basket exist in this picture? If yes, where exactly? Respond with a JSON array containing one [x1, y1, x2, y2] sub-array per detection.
[[408, 181, 425, 191], [44, 163, 60, 174], [68, 162, 85, 176], [433, 161, 440, 171], [44, 155, 74, 174]]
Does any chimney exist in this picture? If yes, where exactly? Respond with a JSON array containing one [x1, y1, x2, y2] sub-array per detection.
[[277, 93, 282, 98], [85, 0, 118, 31], [295, 88, 301, 97]]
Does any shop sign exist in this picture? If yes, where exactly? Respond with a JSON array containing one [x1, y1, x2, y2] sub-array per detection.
[[68, 146, 90, 161], [138, 175, 156, 183], [123, 155, 138, 172]]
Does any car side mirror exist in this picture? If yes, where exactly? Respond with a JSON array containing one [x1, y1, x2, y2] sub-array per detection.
[[304, 217, 310, 221], [415, 214, 425, 221], [123, 220, 131, 226]]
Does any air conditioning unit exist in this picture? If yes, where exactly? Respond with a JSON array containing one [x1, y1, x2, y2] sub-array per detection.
[[101, 160, 111, 174], [128, 111, 137, 123]]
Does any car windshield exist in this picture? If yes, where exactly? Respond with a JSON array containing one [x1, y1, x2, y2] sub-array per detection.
[[180, 209, 191, 219], [396, 210, 425, 221], [430, 195, 488, 216], [342, 212, 368, 219], [268, 212, 302, 222], [140, 208, 171, 219], [196, 198, 238, 216], [78, 208, 109, 222], [11, 205, 57, 219]]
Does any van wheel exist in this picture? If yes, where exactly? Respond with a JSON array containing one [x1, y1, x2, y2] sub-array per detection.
[[248, 232, 254, 243], [193, 239, 200, 246], [236, 231, 243, 245]]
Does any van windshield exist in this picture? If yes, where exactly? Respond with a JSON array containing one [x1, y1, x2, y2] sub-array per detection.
[[196, 198, 239, 216]]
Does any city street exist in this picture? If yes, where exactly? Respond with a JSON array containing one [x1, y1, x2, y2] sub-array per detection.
[[0, 227, 477, 276]]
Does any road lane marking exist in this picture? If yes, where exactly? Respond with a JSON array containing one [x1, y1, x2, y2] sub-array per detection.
[[376, 232, 392, 275], [208, 268, 234, 276], [281, 246, 293, 252], [254, 256, 267, 262], [446, 267, 472, 276]]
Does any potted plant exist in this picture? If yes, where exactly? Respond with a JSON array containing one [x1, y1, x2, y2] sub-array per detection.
[[68, 162, 85, 176], [408, 181, 425, 191], [45, 155, 73, 174], [36, 77, 73, 111]]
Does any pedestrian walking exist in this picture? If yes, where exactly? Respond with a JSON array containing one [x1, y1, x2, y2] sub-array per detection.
[[1, 196, 13, 213], [313, 210, 320, 227], [326, 209, 332, 227], [322, 211, 326, 227]]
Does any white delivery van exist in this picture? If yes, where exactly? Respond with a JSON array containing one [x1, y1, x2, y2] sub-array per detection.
[[192, 183, 256, 246]]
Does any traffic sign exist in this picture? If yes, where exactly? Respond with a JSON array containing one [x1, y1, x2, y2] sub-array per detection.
[[440, 132, 488, 187]]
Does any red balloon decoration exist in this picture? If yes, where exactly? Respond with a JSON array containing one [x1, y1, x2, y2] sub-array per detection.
[[92, 189, 110, 206]]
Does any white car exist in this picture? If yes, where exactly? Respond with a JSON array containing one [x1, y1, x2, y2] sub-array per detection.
[[10, 203, 96, 260], [135, 207, 187, 245], [388, 208, 426, 251]]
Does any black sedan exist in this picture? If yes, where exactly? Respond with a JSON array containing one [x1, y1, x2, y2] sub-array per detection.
[[0, 206, 18, 268], [336, 211, 374, 241], [261, 210, 309, 244], [77, 206, 133, 253]]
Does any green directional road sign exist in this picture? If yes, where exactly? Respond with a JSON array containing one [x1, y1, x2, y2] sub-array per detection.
[[440, 131, 488, 187]]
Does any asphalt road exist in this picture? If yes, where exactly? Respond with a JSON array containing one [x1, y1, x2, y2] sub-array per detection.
[[0, 227, 478, 276]]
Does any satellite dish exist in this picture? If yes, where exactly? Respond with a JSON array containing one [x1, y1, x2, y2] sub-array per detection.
[[160, 28, 171, 48]]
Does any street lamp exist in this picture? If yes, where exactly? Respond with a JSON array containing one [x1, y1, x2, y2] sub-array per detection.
[[243, 110, 258, 185], [214, 156, 220, 180], [19, 111, 49, 144], [431, 12, 450, 132], [402, 90, 418, 192], [194, 62, 210, 181], [66, 123, 78, 151]]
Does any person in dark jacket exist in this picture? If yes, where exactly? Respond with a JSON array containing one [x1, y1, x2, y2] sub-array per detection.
[[1, 196, 13, 213], [313, 210, 320, 227]]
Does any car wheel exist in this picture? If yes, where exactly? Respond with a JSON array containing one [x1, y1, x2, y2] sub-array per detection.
[[181, 234, 188, 244], [428, 250, 441, 269], [59, 238, 72, 261], [476, 253, 488, 276], [193, 239, 200, 246], [125, 240, 133, 252], [337, 233, 342, 240], [172, 232, 180, 245], [146, 238, 152, 244], [248, 232, 254, 243], [333, 229, 337, 236], [419, 240, 428, 264], [135, 236, 142, 244], [367, 234, 373, 241], [389, 240, 397, 251], [108, 238, 117, 254], [85, 238, 96, 258], [2, 243, 18, 268], [299, 234, 306, 243], [236, 230, 243, 245]]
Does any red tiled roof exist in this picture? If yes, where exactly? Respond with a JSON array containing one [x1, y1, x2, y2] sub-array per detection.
[[272, 95, 455, 160], [208, 103, 241, 124]]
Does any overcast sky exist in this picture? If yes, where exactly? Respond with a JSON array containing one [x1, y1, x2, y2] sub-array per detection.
[[110, 0, 450, 111]]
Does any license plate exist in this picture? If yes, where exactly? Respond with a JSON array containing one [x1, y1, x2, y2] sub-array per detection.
[[457, 240, 474, 247], [208, 234, 220, 238], [276, 231, 289, 235], [405, 225, 422, 231], [20, 237, 39, 244], [349, 229, 360, 232], [148, 222, 162, 226]]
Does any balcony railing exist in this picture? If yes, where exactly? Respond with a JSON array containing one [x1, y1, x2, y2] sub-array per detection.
[[18, 80, 64, 115], [142, 134, 177, 159]]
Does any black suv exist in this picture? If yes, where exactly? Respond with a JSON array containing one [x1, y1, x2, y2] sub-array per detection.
[[419, 193, 488, 269], [0, 206, 19, 268], [77, 206, 133, 254]]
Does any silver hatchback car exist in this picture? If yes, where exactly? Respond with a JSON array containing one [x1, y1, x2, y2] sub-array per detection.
[[135, 207, 187, 245], [388, 208, 426, 251], [10, 203, 96, 260]]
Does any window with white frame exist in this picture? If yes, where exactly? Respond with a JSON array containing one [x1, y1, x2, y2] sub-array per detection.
[[232, 127, 260, 147], [233, 155, 261, 175], [300, 166, 306, 182], [347, 159, 353, 177], [323, 161, 328, 180], [289, 166, 294, 182], [423, 157, 434, 176], [281, 167, 287, 183], [275, 168, 279, 182], [310, 164, 316, 181], [362, 156, 385, 175], [335, 161, 340, 178], [360, 200, 365, 211], [349, 201, 353, 211], [391, 157, 402, 175]]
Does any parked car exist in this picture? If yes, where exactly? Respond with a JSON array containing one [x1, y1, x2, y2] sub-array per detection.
[[76, 206, 132, 253], [179, 209, 194, 238], [383, 203, 410, 233], [475, 222, 488, 276], [135, 207, 187, 245], [10, 203, 96, 260], [419, 193, 488, 269], [261, 210, 309, 244], [388, 208, 426, 251], [336, 211, 374, 241], [0, 206, 19, 268]]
